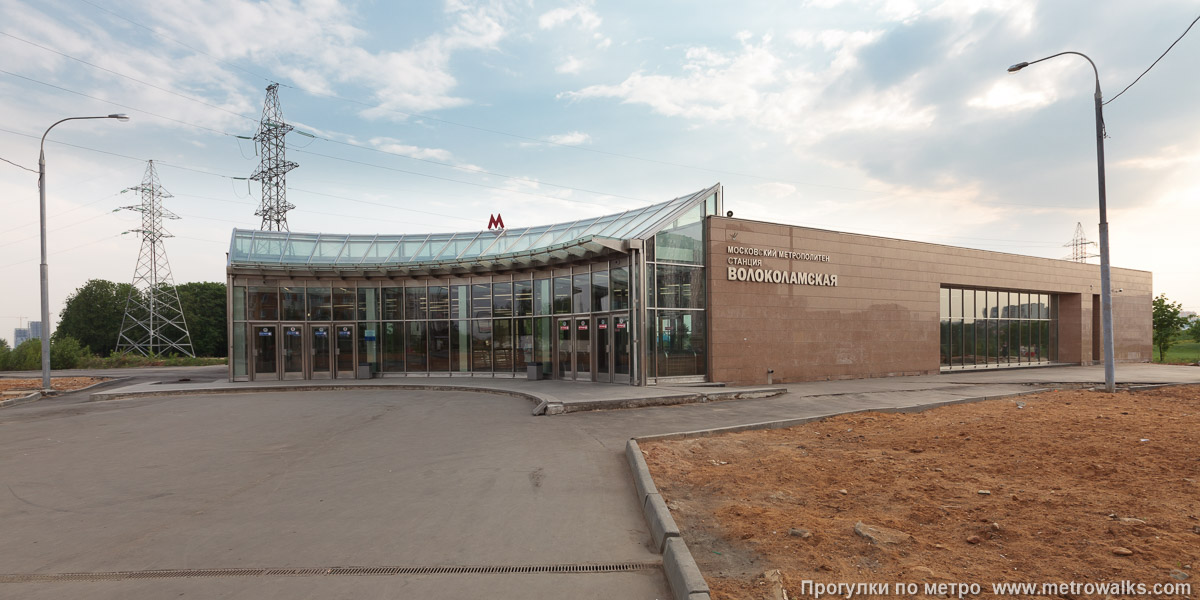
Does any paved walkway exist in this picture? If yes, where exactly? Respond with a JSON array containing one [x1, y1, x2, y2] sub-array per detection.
[[2, 364, 1198, 599]]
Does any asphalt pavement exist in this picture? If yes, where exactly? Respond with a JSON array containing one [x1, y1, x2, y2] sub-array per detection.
[[2, 362, 1199, 599]]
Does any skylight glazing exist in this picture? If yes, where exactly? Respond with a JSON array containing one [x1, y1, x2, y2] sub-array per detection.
[[228, 185, 718, 268]]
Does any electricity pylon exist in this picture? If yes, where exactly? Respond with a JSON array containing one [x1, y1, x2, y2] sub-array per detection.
[[115, 161, 194, 357], [251, 83, 297, 230], [1063, 222, 1098, 263]]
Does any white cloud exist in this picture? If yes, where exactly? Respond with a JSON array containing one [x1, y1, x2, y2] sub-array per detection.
[[128, 0, 511, 118], [1113, 145, 1200, 171], [546, 131, 591, 145], [563, 32, 934, 144], [369, 137, 456, 162], [538, 2, 601, 31], [966, 62, 1072, 113], [556, 56, 583, 74]]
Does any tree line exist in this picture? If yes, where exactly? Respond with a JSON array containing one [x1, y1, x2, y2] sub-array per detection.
[[0, 279, 226, 370]]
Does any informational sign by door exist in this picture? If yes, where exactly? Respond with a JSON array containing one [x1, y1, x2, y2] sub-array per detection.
[[259, 328, 272, 336], [338, 327, 351, 338], [578, 323, 588, 331], [286, 327, 300, 336], [364, 329, 376, 341]]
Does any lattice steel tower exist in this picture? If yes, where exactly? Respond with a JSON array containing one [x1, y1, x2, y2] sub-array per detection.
[[115, 161, 194, 357], [1064, 221, 1098, 263], [251, 83, 297, 230]]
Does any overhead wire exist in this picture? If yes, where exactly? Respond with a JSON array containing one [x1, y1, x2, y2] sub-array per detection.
[[1, 156, 38, 173], [0, 125, 1102, 247], [0, 232, 123, 271], [68, 0, 1008, 200], [75, 0, 276, 84], [1, 39, 1090, 212], [0, 30, 259, 123], [0, 69, 652, 209], [1104, 12, 1200, 106]]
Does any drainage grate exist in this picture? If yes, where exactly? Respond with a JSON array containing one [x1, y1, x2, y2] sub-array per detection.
[[0, 562, 660, 583]]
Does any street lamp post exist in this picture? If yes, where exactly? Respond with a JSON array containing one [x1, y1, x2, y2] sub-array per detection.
[[37, 114, 130, 393], [1008, 52, 1116, 393]]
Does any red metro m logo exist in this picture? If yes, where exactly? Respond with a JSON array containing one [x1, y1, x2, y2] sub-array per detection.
[[487, 214, 505, 230]]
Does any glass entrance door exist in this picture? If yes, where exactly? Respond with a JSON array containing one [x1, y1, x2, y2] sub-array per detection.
[[574, 317, 591, 381], [310, 325, 332, 379], [335, 324, 356, 378], [614, 314, 631, 384], [282, 325, 304, 380], [596, 317, 611, 383], [556, 318, 572, 379], [252, 325, 278, 381]]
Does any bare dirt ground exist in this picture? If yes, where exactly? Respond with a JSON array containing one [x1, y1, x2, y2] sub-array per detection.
[[643, 386, 1200, 599], [0, 377, 108, 393]]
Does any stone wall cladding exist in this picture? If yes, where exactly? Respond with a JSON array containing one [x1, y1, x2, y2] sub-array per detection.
[[708, 217, 1153, 385]]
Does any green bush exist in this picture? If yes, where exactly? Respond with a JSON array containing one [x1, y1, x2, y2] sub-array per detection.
[[8, 339, 42, 371], [50, 336, 89, 369]]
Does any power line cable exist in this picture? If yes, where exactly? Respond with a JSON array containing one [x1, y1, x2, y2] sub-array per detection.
[[1105, 12, 1200, 106], [0, 125, 1094, 247], [0, 30, 259, 123], [0, 70, 651, 207], [1, 37, 1091, 212], [291, 148, 620, 209], [0, 232, 123, 271], [1, 156, 38, 173], [75, 0, 276, 84], [0, 68, 234, 137], [0, 125, 243, 180], [69, 0, 999, 198]]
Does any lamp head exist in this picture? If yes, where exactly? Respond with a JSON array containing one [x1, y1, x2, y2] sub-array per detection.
[[108, 114, 130, 121], [1007, 62, 1029, 73]]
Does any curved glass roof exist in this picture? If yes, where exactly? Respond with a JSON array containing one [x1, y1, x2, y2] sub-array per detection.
[[229, 184, 718, 269]]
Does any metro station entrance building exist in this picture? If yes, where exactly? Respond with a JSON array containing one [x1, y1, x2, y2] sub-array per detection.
[[226, 183, 1152, 385]]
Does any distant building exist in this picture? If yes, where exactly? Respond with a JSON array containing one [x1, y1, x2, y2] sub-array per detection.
[[13, 321, 42, 348]]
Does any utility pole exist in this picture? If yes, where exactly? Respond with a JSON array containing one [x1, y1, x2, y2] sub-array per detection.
[[116, 160, 194, 357], [251, 83, 297, 231]]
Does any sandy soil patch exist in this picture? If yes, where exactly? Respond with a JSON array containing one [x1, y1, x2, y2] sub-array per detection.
[[0, 377, 108, 393], [643, 386, 1200, 598]]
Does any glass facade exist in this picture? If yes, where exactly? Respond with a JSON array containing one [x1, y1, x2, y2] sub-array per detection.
[[230, 261, 638, 380], [645, 193, 714, 380], [939, 287, 1058, 369], [227, 184, 722, 384]]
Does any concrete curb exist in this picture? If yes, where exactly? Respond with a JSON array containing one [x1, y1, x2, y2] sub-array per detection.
[[0, 391, 41, 409], [90, 384, 544, 407], [0, 376, 125, 409], [626, 440, 679, 553], [560, 387, 785, 414], [663, 537, 711, 600], [634, 388, 1049, 443], [625, 439, 659, 502], [88, 382, 784, 417]]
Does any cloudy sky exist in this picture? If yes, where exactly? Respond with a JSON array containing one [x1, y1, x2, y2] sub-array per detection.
[[1, 0, 1197, 344]]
